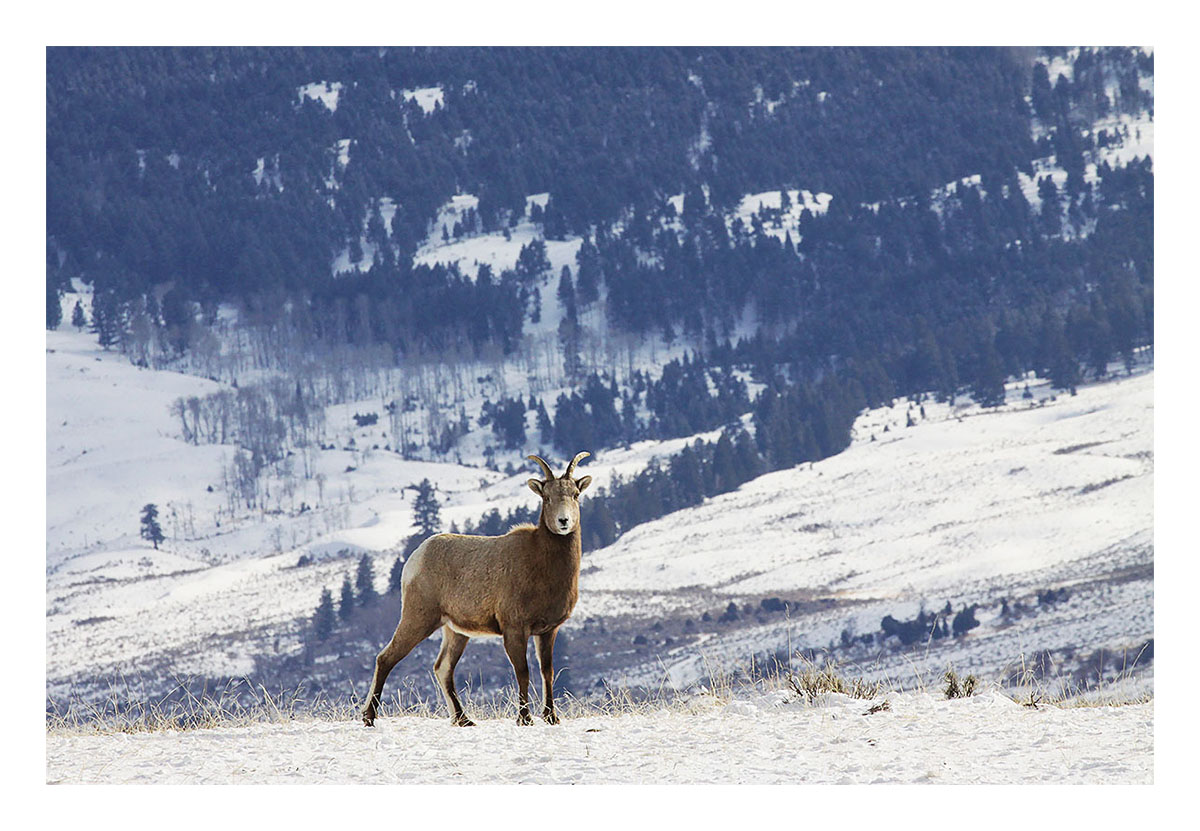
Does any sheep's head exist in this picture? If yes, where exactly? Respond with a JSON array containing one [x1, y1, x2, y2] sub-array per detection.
[[527, 452, 592, 535]]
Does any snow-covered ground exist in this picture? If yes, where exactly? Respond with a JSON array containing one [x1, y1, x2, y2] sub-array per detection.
[[401, 85, 444, 115], [45, 690, 1151, 784], [731, 188, 833, 242]]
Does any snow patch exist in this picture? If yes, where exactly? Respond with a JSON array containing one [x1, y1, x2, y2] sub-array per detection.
[[297, 81, 343, 112], [402, 86, 444, 115]]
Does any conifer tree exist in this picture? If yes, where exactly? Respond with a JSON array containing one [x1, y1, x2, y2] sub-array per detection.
[[71, 301, 87, 331], [139, 503, 165, 549], [314, 588, 335, 641], [557, 266, 578, 324], [536, 398, 554, 444], [47, 282, 62, 330], [91, 288, 125, 350], [338, 575, 355, 621], [356, 554, 378, 607], [972, 342, 1007, 407], [412, 479, 442, 536]]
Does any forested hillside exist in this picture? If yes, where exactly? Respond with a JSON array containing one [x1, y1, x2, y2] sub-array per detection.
[[48, 47, 1152, 363], [46, 45, 1154, 550]]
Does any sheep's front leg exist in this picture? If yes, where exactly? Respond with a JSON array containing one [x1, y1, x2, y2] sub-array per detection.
[[534, 629, 560, 724], [502, 629, 533, 725]]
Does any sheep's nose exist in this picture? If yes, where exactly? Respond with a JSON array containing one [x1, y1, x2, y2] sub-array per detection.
[[557, 517, 569, 528]]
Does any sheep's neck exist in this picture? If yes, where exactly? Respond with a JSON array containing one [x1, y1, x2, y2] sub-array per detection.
[[536, 517, 582, 568]]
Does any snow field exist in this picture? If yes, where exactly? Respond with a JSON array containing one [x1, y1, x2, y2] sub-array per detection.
[[580, 371, 1152, 611], [45, 690, 1151, 784]]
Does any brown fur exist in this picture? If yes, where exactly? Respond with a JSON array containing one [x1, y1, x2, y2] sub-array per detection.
[[361, 452, 591, 727]]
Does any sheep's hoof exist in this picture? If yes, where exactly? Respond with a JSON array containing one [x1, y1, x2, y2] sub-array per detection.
[[452, 714, 476, 727], [362, 711, 376, 728], [517, 711, 534, 726], [542, 709, 560, 725]]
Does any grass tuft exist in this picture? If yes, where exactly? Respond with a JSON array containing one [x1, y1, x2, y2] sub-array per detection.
[[943, 669, 980, 699]]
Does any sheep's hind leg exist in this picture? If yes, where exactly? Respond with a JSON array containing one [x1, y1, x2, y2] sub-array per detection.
[[362, 613, 439, 727], [502, 629, 533, 725], [433, 626, 474, 726]]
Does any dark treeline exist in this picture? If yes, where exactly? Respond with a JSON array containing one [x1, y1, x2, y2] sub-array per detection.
[[48, 47, 1151, 353], [462, 366, 868, 551], [593, 150, 1152, 396]]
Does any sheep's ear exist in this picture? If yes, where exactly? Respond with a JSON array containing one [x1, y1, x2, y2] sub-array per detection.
[[575, 475, 592, 494], [527, 478, 544, 496]]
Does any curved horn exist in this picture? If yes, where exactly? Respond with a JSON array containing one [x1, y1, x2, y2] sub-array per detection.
[[527, 455, 554, 481], [563, 451, 590, 479]]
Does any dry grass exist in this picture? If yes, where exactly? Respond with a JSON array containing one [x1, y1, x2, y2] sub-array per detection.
[[999, 648, 1154, 709], [46, 677, 363, 736], [943, 669, 980, 699], [47, 649, 1150, 736], [786, 659, 886, 702]]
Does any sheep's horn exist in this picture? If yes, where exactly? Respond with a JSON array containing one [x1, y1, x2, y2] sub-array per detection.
[[563, 451, 590, 479], [527, 455, 554, 481]]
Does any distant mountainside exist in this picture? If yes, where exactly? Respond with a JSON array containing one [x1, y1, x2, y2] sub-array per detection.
[[47, 48, 1151, 351], [46, 46, 1154, 540]]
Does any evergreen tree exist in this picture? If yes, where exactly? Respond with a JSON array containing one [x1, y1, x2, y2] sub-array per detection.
[[71, 301, 87, 331], [139, 503, 165, 549], [356, 553, 378, 607], [314, 588, 335, 641], [952, 604, 981, 636], [535, 397, 554, 444], [575, 239, 601, 306], [91, 288, 125, 350], [557, 266, 578, 324], [47, 281, 62, 330], [338, 575, 356, 621], [516, 238, 550, 286], [412, 479, 442, 536], [971, 342, 1007, 407], [1042, 312, 1080, 391], [710, 432, 738, 495]]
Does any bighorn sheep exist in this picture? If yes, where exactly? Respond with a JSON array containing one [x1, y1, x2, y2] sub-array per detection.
[[362, 451, 592, 727]]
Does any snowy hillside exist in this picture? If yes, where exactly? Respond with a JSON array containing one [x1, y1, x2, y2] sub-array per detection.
[[583, 371, 1151, 611], [44, 322, 731, 696], [46, 303, 1153, 708], [592, 368, 1152, 692], [45, 690, 1151, 784]]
